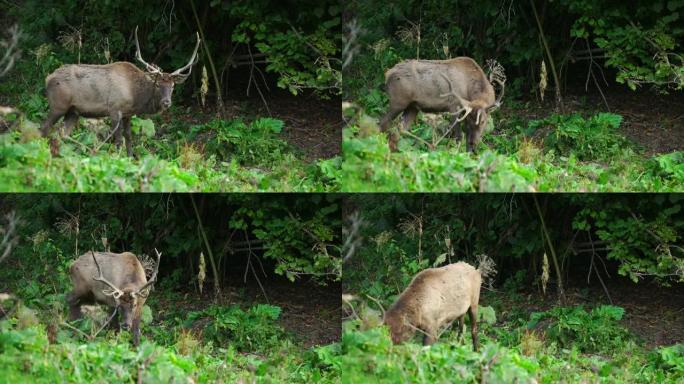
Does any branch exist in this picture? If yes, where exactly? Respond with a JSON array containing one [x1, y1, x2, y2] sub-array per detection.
[[533, 195, 565, 302], [190, 195, 221, 297]]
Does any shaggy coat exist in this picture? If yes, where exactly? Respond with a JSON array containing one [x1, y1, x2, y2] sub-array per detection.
[[67, 251, 150, 345], [383, 262, 481, 350], [41, 62, 176, 156], [380, 57, 498, 152]]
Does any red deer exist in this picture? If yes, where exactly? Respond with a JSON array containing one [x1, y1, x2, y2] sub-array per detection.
[[379, 58, 504, 152], [41, 27, 200, 157], [383, 261, 482, 350], [67, 250, 161, 345]]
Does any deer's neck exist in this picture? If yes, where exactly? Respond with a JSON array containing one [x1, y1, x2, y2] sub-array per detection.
[[134, 76, 161, 115]]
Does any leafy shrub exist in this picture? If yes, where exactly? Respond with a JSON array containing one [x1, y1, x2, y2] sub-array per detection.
[[0, 323, 196, 383], [191, 117, 291, 166], [340, 106, 684, 191], [230, 199, 342, 283], [187, 304, 285, 352], [573, 194, 684, 285], [648, 344, 684, 374], [528, 305, 631, 354], [0, 119, 335, 192], [338, 128, 537, 192], [341, 327, 539, 383], [533, 113, 629, 161], [229, 1, 341, 97]]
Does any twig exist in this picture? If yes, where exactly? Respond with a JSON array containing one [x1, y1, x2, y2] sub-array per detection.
[[365, 294, 386, 317], [60, 321, 90, 340], [587, 231, 612, 304], [136, 352, 156, 384], [189, 0, 223, 114], [190, 195, 221, 297], [93, 112, 122, 153], [530, 0, 564, 112], [63, 135, 92, 153], [342, 211, 363, 262], [533, 195, 565, 302], [92, 306, 119, 338], [246, 44, 271, 116], [242, 229, 269, 303], [584, 39, 610, 111], [0, 211, 19, 264]]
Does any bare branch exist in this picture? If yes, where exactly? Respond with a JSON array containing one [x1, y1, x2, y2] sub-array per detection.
[[0, 211, 19, 264], [0, 25, 21, 78], [342, 211, 363, 262]]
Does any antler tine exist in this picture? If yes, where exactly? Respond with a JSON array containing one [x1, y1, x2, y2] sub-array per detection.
[[134, 26, 162, 74], [487, 77, 505, 113], [91, 251, 123, 297], [136, 248, 162, 296], [170, 32, 201, 78]]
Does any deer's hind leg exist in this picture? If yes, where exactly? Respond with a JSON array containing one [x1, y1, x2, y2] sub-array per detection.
[[401, 105, 419, 131], [468, 305, 479, 351], [379, 106, 405, 152], [41, 109, 65, 138], [121, 116, 135, 158], [62, 108, 79, 137], [455, 314, 466, 342]]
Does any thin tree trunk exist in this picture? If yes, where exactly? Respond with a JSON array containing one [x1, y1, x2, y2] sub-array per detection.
[[190, 195, 221, 297], [530, 0, 564, 112], [533, 195, 565, 302], [189, 0, 224, 114]]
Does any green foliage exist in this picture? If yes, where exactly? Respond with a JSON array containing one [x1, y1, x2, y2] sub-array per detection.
[[337, 127, 537, 192], [573, 194, 684, 285], [563, 0, 684, 92], [229, 0, 341, 96], [187, 304, 284, 352], [190, 117, 289, 166], [649, 344, 684, 374], [229, 195, 342, 283], [0, 112, 337, 191], [0, 301, 339, 383], [346, 0, 684, 100], [340, 104, 684, 191], [341, 327, 539, 383], [0, 194, 341, 299], [130, 117, 156, 138], [528, 305, 630, 354], [535, 113, 629, 161], [0, 0, 339, 105]]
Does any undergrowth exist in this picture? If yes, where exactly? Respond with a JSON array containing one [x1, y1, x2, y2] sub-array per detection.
[[0, 297, 340, 383], [0, 113, 338, 192], [339, 105, 684, 192], [341, 303, 684, 383]]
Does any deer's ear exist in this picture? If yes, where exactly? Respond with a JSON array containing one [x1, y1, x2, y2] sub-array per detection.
[[171, 74, 190, 84], [147, 72, 163, 82]]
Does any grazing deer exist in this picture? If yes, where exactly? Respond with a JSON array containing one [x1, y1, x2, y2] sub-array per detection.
[[383, 262, 482, 350], [42, 27, 200, 157], [67, 249, 161, 345], [380, 58, 504, 152]]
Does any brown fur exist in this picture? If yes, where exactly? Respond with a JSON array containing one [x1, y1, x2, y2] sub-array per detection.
[[41, 27, 200, 157], [383, 262, 481, 350], [67, 251, 150, 345], [41, 62, 179, 157], [380, 57, 498, 152]]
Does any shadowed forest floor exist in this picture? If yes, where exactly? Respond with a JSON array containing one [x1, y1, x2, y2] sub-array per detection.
[[488, 276, 684, 348], [154, 279, 341, 349]]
